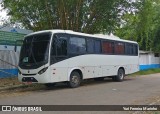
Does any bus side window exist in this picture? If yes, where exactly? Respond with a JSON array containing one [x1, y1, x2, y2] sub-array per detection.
[[87, 39, 94, 53], [133, 44, 138, 56], [115, 42, 125, 55], [102, 41, 114, 54], [125, 43, 133, 55], [69, 37, 86, 54], [56, 38, 67, 56], [51, 36, 67, 56], [87, 38, 101, 54], [94, 40, 101, 54]]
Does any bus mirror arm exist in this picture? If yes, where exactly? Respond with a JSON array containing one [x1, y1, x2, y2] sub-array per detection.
[[14, 40, 23, 52], [14, 42, 17, 52]]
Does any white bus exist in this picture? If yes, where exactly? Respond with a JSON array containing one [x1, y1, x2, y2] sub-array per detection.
[[18, 30, 139, 88]]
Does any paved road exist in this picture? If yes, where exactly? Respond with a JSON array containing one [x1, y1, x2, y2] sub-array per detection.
[[0, 73, 160, 113]]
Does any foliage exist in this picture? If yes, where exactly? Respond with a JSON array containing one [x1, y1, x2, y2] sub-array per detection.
[[1, 0, 133, 33], [2, 0, 160, 51], [116, 0, 160, 51]]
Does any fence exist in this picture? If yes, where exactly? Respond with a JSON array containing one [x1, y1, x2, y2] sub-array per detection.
[[0, 50, 19, 78]]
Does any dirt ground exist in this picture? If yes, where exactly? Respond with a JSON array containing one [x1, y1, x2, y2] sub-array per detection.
[[0, 74, 160, 114]]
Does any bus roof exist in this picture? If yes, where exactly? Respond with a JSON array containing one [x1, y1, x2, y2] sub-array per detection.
[[26, 29, 138, 44]]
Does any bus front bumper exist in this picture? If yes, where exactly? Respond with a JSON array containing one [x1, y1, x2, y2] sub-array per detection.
[[18, 72, 50, 84]]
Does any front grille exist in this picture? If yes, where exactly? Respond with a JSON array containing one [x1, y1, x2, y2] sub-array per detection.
[[22, 77, 38, 82], [22, 73, 36, 76]]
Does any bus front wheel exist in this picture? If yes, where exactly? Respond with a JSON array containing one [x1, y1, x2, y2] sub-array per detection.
[[68, 71, 81, 88]]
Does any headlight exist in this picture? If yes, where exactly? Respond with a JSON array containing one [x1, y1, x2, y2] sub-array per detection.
[[38, 67, 48, 75]]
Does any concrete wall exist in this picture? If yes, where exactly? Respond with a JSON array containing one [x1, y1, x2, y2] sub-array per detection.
[[0, 50, 19, 78], [0, 26, 33, 34], [0, 27, 32, 78], [139, 52, 160, 70]]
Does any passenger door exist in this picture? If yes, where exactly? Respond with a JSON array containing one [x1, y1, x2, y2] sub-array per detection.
[[50, 34, 68, 82], [50, 33, 68, 64]]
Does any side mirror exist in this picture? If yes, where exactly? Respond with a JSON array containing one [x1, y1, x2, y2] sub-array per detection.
[[14, 45, 17, 52]]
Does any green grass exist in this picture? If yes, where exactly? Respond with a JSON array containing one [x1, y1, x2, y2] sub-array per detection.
[[130, 68, 160, 76]]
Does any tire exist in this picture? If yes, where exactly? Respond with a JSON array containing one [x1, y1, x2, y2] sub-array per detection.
[[68, 71, 81, 88], [45, 83, 56, 87], [94, 77, 104, 81], [115, 68, 124, 82]]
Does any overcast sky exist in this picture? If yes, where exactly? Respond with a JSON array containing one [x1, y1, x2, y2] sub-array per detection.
[[0, 2, 4, 14], [0, 2, 8, 25]]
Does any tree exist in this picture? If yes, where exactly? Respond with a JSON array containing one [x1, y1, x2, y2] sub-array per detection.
[[116, 0, 160, 51], [1, 0, 133, 33]]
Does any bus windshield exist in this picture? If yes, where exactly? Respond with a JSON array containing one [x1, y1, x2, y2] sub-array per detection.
[[19, 33, 51, 69]]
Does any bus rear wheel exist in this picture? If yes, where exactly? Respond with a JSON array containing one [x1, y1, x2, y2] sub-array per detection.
[[115, 68, 124, 82], [68, 71, 81, 88]]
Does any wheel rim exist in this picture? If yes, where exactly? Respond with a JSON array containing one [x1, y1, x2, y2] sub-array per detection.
[[119, 71, 124, 79], [71, 76, 79, 85]]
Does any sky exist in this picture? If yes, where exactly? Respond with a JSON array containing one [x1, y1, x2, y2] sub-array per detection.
[[0, 3, 9, 25]]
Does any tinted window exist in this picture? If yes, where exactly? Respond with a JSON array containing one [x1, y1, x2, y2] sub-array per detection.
[[125, 43, 138, 56], [154, 53, 159, 57], [87, 39, 94, 53], [133, 44, 138, 55], [87, 39, 101, 54], [115, 42, 125, 54], [51, 36, 67, 56], [125, 43, 133, 55], [102, 41, 114, 54], [20, 33, 51, 64], [94, 40, 101, 54], [69, 37, 86, 53], [56, 38, 67, 56]]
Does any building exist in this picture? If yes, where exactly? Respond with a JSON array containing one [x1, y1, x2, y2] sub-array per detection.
[[0, 26, 32, 50], [139, 50, 160, 70], [0, 26, 32, 78]]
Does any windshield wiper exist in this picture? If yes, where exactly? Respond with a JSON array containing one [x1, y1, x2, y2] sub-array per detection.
[[30, 37, 38, 65]]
